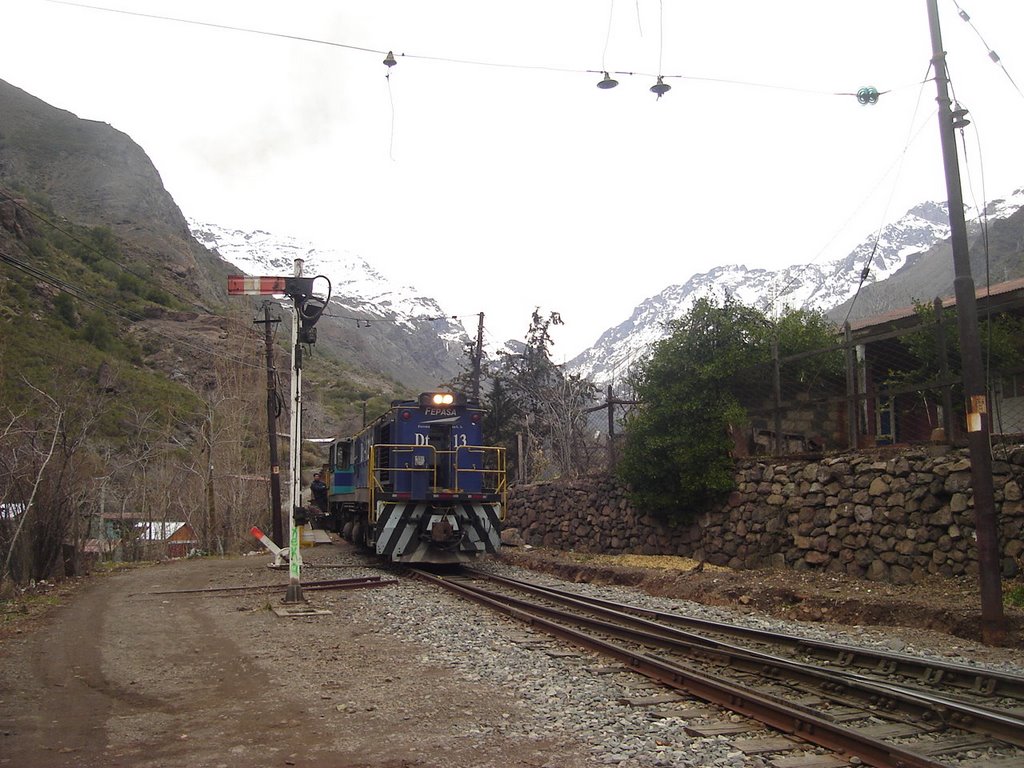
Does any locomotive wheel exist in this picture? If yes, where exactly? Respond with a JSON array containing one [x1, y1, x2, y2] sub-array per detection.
[[341, 521, 353, 542], [351, 519, 365, 548]]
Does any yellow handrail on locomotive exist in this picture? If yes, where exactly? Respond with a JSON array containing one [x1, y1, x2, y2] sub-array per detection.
[[367, 445, 431, 523], [368, 443, 506, 523], [455, 445, 507, 519]]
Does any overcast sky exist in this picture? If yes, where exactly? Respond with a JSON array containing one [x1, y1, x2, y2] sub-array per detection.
[[4, 1, 1024, 358]]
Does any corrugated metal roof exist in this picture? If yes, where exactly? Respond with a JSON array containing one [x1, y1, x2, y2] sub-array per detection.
[[847, 276, 1024, 335], [137, 522, 188, 541]]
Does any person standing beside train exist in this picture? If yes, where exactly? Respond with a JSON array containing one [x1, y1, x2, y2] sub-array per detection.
[[310, 472, 328, 513]]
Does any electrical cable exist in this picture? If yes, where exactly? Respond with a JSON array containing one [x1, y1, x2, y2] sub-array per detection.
[[42, 0, 383, 56], [601, 0, 615, 74], [37, 0, 904, 104], [386, 68, 397, 162], [0, 190, 265, 344], [0, 247, 263, 369], [656, 0, 664, 78], [839, 63, 938, 326], [954, 109, 999, 456], [950, 0, 1024, 101], [1, 191, 171, 290], [759, 63, 937, 323]]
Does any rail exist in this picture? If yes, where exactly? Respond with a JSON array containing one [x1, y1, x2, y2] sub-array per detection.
[[415, 569, 1024, 768]]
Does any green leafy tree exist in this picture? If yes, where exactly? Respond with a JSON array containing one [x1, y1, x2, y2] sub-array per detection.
[[619, 296, 839, 520]]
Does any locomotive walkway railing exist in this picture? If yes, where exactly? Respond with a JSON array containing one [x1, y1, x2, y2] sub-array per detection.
[[367, 444, 507, 522]]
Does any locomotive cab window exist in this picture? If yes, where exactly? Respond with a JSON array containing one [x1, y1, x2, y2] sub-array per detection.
[[330, 439, 352, 469]]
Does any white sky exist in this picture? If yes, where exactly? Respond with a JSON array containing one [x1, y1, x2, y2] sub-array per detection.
[[4, 1, 1024, 359]]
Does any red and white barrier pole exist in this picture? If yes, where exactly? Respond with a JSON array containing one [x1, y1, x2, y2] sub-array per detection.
[[251, 526, 286, 560]]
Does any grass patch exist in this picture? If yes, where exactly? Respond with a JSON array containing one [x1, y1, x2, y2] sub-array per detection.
[[1006, 584, 1024, 609]]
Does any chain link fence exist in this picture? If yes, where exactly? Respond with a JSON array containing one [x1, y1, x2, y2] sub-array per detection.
[[582, 294, 1024, 467]]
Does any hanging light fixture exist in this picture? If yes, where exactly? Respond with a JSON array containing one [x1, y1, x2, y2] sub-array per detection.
[[650, 76, 671, 98], [596, 72, 618, 90], [383, 51, 397, 68]]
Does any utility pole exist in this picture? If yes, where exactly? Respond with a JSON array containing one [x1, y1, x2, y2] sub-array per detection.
[[472, 312, 485, 400], [202, 410, 217, 553], [254, 303, 284, 550], [925, 0, 1005, 644], [227, 269, 327, 609]]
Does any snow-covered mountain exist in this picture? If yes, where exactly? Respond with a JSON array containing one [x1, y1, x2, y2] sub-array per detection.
[[569, 189, 1024, 387], [190, 221, 470, 389], [191, 222, 466, 347], [188, 187, 1024, 393]]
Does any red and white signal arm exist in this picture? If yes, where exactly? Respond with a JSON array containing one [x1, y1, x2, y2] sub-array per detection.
[[227, 276, 287, 295]]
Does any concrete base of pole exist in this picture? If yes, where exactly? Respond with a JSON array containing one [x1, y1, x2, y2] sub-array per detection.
[[272, 603, 331, 618], [283, 583, 305, 604]]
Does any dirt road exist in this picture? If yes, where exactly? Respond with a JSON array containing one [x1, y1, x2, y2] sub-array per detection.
[[0, 552, 584, 768]]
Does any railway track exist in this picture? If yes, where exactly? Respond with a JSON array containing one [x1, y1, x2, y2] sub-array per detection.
[[411, 566, 1024, 768]]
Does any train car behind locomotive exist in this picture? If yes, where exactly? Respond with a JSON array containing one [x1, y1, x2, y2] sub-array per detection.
[[321, 391, 506, 564]]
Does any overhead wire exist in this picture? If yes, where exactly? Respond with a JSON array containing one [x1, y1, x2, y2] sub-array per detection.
[[2, 191, 166, 291], [840, 63, 938, 326], [600, 0, 614, 74], [38, 0, 903, 105], [0, 190, 266, 346], [744, 62, 937, 325], [0, 247, 264, 370], [947, 59, 999, 445], [656, 0, 664, 77], [950, 0, 1024, 101], [42, 0, 382, 56], [27, 0, 1007, 360]]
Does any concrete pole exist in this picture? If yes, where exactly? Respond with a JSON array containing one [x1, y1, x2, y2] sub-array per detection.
[[285, 259, 305, 604]]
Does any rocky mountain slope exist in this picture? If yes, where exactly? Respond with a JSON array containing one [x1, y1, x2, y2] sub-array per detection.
[[0, 78, 227, 308], [190, 222, 470, 391], [0, 76, 467, 405]]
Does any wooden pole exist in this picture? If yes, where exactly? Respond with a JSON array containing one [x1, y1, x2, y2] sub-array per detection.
[[926, 0, 1005, 643]]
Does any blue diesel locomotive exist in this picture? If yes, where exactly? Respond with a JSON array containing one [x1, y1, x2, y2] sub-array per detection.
[[322, 391, 506, 563]]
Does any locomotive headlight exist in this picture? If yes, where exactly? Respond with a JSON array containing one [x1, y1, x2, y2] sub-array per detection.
[[419, 391, 462, 408]]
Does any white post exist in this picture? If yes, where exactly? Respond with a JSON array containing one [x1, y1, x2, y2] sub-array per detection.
[[285, 258, 305, 603]]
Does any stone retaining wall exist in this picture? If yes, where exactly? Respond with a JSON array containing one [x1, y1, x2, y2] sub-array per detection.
[[503, 445, 1024, 584]]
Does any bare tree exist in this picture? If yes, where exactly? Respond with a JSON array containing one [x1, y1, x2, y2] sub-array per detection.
[[0, 380, 100, 586]]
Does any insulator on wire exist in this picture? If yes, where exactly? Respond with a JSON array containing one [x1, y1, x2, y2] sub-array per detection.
[[856, 86, 880, 105], [989, 50, 1001, 64]]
